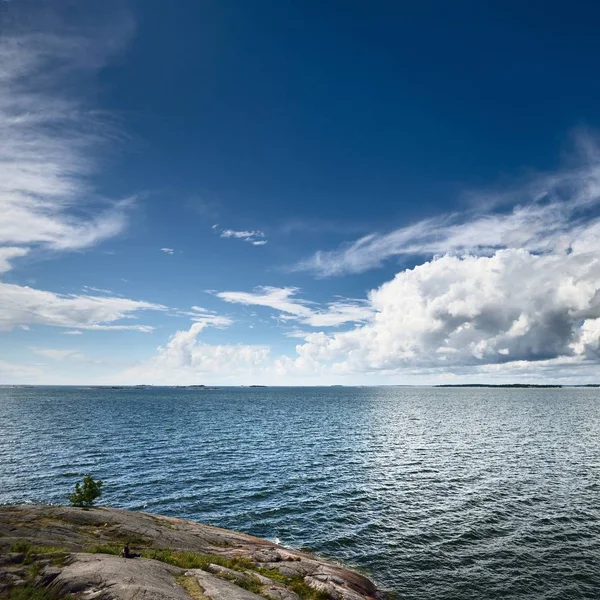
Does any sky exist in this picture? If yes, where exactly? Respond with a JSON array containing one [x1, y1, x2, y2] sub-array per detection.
[[2, 0, 600, 385]]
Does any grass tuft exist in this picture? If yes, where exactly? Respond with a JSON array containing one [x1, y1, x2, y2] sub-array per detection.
[[175, 575, 210, 600], [8, 541, 32, 553], [85, 546, 331, 600], [87, 544, 121, 555], [256, 568, 330, 600], [138, 549, 254, 572]]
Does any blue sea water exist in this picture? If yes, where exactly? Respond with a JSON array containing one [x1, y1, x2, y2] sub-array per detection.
[[1, 386, 599, 599]]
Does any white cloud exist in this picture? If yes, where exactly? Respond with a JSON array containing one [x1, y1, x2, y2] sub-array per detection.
[[82, 286, 114, 295], [191, 305, 211, 313], [62, 330, 83, 335], [115, 318, 267, 384], [0, 282, 165, 332], [0, 360, 45, 381], [160, 248, 175, 255], [221, 229, 265, 239], [119, 146, 600, 384], [188, 313, 233, 328], [281, 247, 600, 376], [216, 286, 373, 327], [0, 247, 29, 273], [32, 348, 84, 361], [216, 227, 267, 245], [112, 242, 600, 385], [0, 24, 136, 271], [295, 143, 600, 277]]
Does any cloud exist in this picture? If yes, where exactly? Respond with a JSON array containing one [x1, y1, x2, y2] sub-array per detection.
[[281, 247, 600, 376], [160, 248, 175, 255], [0, 247, 29, 273], [216, 286, 373, 327], [82, 286, 114, 295], [112, 243, 600, 385], [187, 313, 233, 328], [114, 318, 266, 384], [0, 360, 45, 381], [0, 20, 136, 272], [191, 305, 211, 313], [216, 227, 268, 246], [62, 330, 83, 335], [32, 348, 84, 361], [0, 282, 165, 332], [295, 142, 600, 277], [221, 229, 265, 240], [115, 142, 600, 385]]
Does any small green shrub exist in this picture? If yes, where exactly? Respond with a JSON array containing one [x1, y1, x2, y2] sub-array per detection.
[[9, 541, 32, 553], [68, 476, 103, 507]]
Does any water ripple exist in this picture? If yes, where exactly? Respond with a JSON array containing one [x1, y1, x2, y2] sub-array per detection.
[[1, 386, 599, 599]]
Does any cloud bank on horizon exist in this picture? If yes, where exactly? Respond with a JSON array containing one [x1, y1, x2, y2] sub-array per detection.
[[115, 146, 600, 385], [1, 4, 600, 385]]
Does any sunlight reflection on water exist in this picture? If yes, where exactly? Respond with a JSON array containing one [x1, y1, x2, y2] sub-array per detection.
[[1, 386, 599, 599]]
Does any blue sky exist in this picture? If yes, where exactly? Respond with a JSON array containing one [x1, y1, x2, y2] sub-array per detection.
[[2, 0, 600, 384]]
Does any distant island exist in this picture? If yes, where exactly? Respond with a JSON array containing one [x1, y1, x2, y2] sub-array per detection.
[[173, 385, 218, 389], [436, 383, 599, 388]]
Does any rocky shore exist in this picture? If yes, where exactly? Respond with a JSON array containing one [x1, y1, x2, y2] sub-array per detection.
[[0, 505, 385, 600]]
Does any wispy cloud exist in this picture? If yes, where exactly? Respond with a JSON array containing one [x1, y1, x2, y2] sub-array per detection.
[[0, 19, 136, 272], [216, 286, 372, 327], [160, 248, 175, 255], [295, 141, 600, 276], [31, 348, 84, 361], [82, 286, 115, 295], [0, 282, 165, 332], [0, 247, 29, 274], [112, 142, 600, 384], [0, 360, 45, 381], [214, 225, 268, 246]]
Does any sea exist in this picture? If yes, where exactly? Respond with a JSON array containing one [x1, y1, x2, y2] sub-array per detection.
[[1, 386, 599, 599]]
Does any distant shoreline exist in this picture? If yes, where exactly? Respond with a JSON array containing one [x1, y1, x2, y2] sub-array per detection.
[[2, 383, 599, 389], [435, 383, 600, 388]]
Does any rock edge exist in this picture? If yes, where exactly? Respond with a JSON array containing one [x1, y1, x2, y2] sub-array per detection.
[[0, 505, 387, 600]]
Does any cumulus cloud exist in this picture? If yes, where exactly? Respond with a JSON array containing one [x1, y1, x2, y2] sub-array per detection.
[[113, 244, 600, 384], [0, 20, 136, 271], [0, 282, 165, 332], [295, 143, 600, 277], [115, 319, 268, 384], [216, 286, 373, 327], [281, 248, 600, 376], [114, 142, 600, 384], [215, 227, 268, 246]]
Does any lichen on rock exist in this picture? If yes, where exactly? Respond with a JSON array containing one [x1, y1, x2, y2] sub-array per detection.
[[0, 505, 386, 600]]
